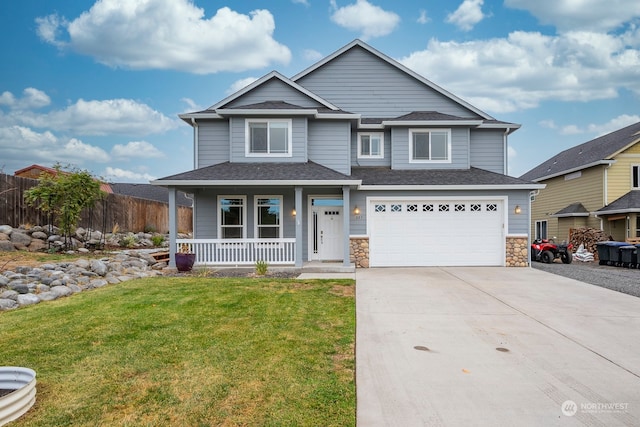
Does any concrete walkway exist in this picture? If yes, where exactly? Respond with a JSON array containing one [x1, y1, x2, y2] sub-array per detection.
[[356, 267, 640, 426]]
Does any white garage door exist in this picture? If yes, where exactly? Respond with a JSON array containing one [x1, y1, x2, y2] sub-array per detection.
[[368, 199, 504, 267]]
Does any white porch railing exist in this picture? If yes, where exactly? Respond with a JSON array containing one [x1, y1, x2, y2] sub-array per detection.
[[176, 238, 296, 265]]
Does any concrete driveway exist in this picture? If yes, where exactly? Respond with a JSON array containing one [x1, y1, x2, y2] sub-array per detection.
[[356, 267, 640, 426]]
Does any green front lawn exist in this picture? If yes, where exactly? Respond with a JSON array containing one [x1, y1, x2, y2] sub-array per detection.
[[0, 277, 355, 426]]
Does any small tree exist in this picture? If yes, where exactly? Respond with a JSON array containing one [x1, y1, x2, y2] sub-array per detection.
[[24, 164, 106, 248]]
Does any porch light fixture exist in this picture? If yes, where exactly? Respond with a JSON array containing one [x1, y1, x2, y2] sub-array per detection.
[[292, 209, 297, 216], [353, 206, 360, 215], [514, 205, 522, 215]]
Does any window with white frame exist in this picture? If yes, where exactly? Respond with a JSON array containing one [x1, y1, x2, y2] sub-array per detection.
[[358, 133, 384, 158], [255, 196, 282, 238], [409, 129, 451, 162], [246, 119, 292, 156], [218, 196, 246, 239], [632, 165, 640, 189], [535, 220, 547, 240]]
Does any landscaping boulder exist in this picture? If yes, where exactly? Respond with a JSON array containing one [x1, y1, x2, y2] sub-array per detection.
[[0, 299, 18, 310], [0, 241, 14, 251], [0, 225, 13, 235], [10, 231, 31, 246], [16, 294, 40, 306]]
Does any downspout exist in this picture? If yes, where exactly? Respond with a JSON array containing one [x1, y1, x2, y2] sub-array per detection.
[[528, 190, 533, 267], [191, 117, 199, 169], [503, 127, 511, 175]]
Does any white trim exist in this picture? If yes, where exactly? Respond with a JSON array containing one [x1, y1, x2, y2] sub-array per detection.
[[152, 179, 361, 186], [382, 120, 482, 126], [245, 118, 293, 158], [254, 195, 283, 239], [409, 128, 452, 163], [534, 219, 548, 240], [357, 184, 544, 190], [479, 123, 521, 132], [218, 109, 317, 116], [307, 194, 343, 261], [179, 112, 222, 121], [632, 164, 640, 189], [217, 195, 247, 239], [594, 208, 640, 216], [506, 234, 528, 238], [357, 132, 384, 159]]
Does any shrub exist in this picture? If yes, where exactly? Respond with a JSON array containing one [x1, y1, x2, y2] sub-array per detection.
[[255, 260, 268, 276], [120, 235, 137, 248], [151, 235, 165, 246]]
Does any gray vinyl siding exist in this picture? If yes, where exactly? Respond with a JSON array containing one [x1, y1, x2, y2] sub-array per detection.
[[229, 117, 307, 163], [295, 46, 480, 118], [351, 129, 392, 167], [197, 120, 230, 167], [470, 129, 505, 174], [225, 78, 324, 108], [391, 127, 469, 170], [194, 187, 296, 239], [308, 120, 351, 174], [348, 189, 531, 235]]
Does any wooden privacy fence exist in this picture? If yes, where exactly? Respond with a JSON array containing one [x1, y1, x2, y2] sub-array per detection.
[[0, 173, 192, 233]]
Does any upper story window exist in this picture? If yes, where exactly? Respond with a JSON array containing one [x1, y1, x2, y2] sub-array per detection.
[[218, 196, 246, 239], [633, 165, 640, 189], [358, 133, 384, 158], [246, 119, 292, 157], [409, 129, 451, 163]]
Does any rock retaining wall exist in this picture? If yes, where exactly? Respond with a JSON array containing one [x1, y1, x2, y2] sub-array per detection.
[[350, 236, 369, 268], [506, 236, 529, 267]]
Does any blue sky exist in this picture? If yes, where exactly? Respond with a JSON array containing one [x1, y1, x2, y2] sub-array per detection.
[[1, 0, 638, 182]]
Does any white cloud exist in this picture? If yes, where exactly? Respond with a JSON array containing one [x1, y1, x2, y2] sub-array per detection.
[[588, 114, 640, 135], [560, 124, 583, 135], [103, 166, 156, 182], [331, 0, 400, 40], [505, 0, 640, 32], [303, 49, 323, 62], [539, 120, 557, 129], [112, 141, 165, 159], [292, 0, 310, 5], [417, 10, 430, 24], [226, 77, 259, 95], [446, 0, 486, 31], [0, 126, 109, 168], [36, 0, 291, 74], [0, 93, 178, 136], [399, 28, 640, 113], [181, 97, 201, 112]]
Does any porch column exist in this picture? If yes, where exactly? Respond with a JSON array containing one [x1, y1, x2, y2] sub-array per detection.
[[295, 186, 303, 268], [342, 185, 351, 267], [168, 186, 178, 268]]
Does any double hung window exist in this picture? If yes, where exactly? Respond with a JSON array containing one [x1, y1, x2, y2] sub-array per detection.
[[358, 133, 384, 158], [218, 196, 246, 239], [255, 196, 282, 238]]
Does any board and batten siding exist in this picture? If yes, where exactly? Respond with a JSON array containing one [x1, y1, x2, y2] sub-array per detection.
[[348, 189, 531, 236], [197, 120, 230, 167], [530, 166, 605, 240], [390, 127, 469, 170], [229, 117, 308, 163], [224, 78, 324, 109], [470, 129, 505, 174], [307, 120, 351, 175], [295, 46, 480, 118], [606, 143, 640, 203]]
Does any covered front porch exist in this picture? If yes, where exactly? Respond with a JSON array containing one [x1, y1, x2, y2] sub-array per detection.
[[152, 162, 361, 269]]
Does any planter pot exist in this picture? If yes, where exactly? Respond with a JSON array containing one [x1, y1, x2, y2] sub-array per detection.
[[175, 253, 196, 272], [0, 367, 36, 426]]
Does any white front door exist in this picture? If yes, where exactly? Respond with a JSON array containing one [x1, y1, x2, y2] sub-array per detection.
[[318, 207, 344, 260]]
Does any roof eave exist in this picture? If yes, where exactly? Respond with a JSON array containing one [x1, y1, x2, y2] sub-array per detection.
[[216, 109, 318, 116], [151, 179, 362, 187], [593, 209, 639, 216], [531, 160, 615, 182], [550, 213, 590, 218], [358, 184, 545, 190], [381, 120, 484, 127]]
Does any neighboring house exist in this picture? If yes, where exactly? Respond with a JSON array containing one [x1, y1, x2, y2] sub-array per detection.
[[152, 40, 541, 268], [109, 183, 193, 207], [15, 164, 113, 194], [520, 121, 640, 243]]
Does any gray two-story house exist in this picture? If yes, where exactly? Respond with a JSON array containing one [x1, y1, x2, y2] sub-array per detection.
[[152, 40, 541, 268]]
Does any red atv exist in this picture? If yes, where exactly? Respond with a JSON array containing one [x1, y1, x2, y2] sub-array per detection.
[[531, 239, 573, 264]]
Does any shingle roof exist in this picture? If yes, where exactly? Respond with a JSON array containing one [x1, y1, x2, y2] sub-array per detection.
[[226, 100, 311, 110], [155, 161, 358, 183], [386, 111, 476, 121], [595, 191, 640, 213], [520, 121, 640, 181], [110, 183, 192, 206], [553, 202, 589, 216], [351, 166, 536, 186]]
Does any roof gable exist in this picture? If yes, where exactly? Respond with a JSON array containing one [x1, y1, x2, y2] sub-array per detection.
[[292, 40, 494, 120], [520, 121, 640, 181]]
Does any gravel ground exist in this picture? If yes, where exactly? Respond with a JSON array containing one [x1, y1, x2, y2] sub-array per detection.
[[531, 260, 640, 298]]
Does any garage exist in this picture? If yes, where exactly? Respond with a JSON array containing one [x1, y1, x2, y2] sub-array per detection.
[[368, 198, 505, 267]]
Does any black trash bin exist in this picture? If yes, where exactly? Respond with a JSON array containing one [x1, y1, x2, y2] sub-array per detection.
[[596, 242, 611, 265], [608, 242, 628, 266], [619, 245, 637, 268]]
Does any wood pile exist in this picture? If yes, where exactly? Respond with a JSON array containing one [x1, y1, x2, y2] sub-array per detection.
[[569, 227, 610, 260]]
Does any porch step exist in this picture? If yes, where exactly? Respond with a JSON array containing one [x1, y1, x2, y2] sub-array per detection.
[[299, 262, 356, 273], [151, 252, 170, 262]]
